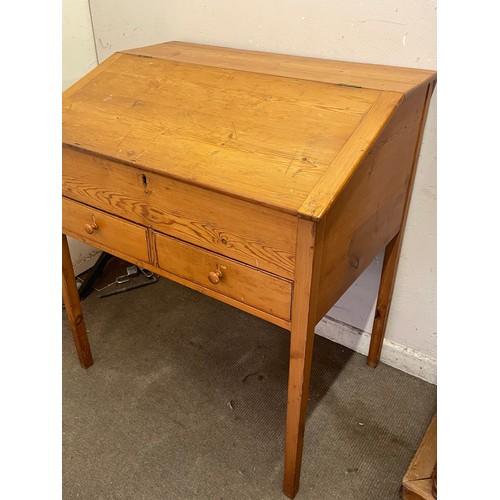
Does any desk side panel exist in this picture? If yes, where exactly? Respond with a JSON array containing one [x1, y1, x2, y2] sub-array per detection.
[[316, 86, 429, 321]]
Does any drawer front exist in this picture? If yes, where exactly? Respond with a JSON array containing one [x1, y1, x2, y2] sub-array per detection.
[[62, 147, 297, 279], [62, 197, 150, 264], [155, 232, 292, 321]]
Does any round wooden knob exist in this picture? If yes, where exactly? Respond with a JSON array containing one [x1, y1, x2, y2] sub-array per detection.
[[208, 268, 223, 284], [84, 222, 98, 234]]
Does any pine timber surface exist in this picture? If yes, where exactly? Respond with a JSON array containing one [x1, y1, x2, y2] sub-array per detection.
[[155, 232, 292, 321], [62, 234, 93, 368], [62, 147, 297, 279], [62, 41, 436, 500], [316, 84, 429, 321], [63, 50, 405, 219], [63, 197, 150, 265], [123, 41, 436, 96], [283, 218, 326, 497], [401, 415, 437, 500], [367, 80, 436, 368]]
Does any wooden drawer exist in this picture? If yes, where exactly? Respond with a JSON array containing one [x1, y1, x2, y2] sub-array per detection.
[[62, 197, 150, 265], [155, 232, 292, 321], [62, 147, 297, 279]]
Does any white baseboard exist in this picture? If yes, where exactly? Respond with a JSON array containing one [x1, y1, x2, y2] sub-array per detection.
[[315, 316, 437, 385]]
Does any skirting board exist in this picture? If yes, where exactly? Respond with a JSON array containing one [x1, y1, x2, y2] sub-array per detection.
[[315, 316, 436, 385]]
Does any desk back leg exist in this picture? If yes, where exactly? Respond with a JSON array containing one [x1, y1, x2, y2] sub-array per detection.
[[283, 219, 325, 498], [62, 234, 93, 368], [367, 234, 400, 367]]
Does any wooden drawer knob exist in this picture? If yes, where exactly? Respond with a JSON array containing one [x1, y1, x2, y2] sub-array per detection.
[[208, 267, 223, 284], [84, 221, 98, 234]]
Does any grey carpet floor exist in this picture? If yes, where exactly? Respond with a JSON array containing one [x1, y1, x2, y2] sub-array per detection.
[[63, 276, 436, 500]]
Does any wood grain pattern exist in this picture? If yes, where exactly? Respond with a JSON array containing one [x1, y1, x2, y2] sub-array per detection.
[[62, 52, 383, 213], [123, 41, 436, 96], [62, 197, 150, 265], [63, 197, 292, 327], [367, 82, 436, 367], [62, 53, 121, 100], [62, 147, 297, 279], [155, 232, 292, 321], [283, 218, 325, 498], [401, 480, 435, 500], [316, 85, 429, 321], [299, 91, 403, 220], [146, 227, 158, 267], [62, 234, 93, 368], [404, 415, 437, 483], [367, 234, 400, 366], [401, 415, 437, 500]]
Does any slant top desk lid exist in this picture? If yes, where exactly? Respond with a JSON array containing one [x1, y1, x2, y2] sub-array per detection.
[[63, 41, 436, 220]]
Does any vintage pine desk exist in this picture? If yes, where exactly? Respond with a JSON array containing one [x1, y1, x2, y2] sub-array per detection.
[[62, 41, 436, 498]]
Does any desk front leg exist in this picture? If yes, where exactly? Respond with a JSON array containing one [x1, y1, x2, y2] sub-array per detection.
[[283, 218, 325, 499], [62, 233, 93, 368]]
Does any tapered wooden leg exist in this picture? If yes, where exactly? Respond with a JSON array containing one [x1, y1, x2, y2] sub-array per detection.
[[62, 234, 93, 368], [283, 316, 316, 498], [367, 233, 400, 367], [283, 219, 324, 498]]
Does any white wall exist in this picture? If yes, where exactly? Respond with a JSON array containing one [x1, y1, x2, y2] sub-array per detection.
[[68, 1, 437, 382], [63, 0, 101, 274], [63, 0, 98, 89]]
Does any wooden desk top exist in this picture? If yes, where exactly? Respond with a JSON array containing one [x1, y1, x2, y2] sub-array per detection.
[[63, 41, 435, 220]]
